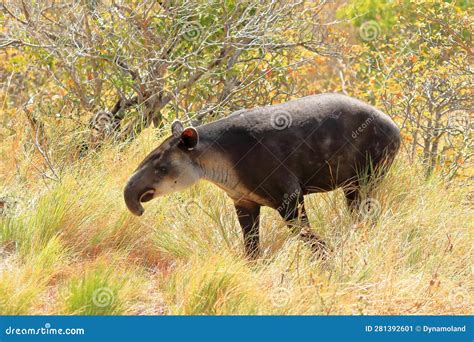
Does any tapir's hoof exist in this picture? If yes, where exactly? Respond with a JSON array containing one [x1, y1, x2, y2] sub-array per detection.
[[299, 228, 331, 260], [310, 239, 331, 260]]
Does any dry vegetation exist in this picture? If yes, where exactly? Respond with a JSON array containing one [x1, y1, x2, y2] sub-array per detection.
[[1, 128, 472, 315], [0, 0, 472, 316]]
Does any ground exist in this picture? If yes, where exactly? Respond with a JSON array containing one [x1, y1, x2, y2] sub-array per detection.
[[0, 129, 472, 315]]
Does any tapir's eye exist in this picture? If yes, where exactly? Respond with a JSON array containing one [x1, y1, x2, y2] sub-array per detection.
[[156, 165, 167, 174]]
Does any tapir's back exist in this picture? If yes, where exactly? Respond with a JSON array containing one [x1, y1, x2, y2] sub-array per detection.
[[198, 93, 400, 196], [203, 93, 398, 138]]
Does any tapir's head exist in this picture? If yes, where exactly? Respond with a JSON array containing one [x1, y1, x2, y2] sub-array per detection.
[[124, 120, 200, 216]]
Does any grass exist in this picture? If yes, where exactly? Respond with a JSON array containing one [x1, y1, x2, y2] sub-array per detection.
[[0, 128, 472, 315]]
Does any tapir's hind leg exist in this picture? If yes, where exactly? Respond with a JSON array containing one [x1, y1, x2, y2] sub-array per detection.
[[345, 158, 392, 216], [343, 180, 361, 212], [276, 190, 328, 258]]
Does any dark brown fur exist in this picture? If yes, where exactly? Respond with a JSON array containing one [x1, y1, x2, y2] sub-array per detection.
[[124, 93, 401, 258]]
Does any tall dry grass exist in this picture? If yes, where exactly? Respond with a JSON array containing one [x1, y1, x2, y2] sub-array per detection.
[[0, 128, 472, 315]]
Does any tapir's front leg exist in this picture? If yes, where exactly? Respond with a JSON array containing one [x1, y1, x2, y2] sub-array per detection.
[[234, 202, 261, 259]]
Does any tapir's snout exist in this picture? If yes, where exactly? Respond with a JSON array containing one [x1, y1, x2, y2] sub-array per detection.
[[124, 172, 155, 216]]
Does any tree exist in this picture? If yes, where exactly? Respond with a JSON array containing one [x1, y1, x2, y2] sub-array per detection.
[[338, 1, 473, 179], [1, 0, 340, 145]]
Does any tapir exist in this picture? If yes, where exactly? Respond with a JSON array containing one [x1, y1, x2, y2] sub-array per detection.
[[124, 93, 400, 258]]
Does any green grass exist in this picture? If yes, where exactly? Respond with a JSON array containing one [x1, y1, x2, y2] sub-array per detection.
[[61, 258, 143, 315], [0, 128, 472, 315]]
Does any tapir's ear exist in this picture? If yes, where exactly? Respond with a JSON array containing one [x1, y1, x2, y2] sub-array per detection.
[[171, 119, 184, 137], [181, 127, 199, 150]]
